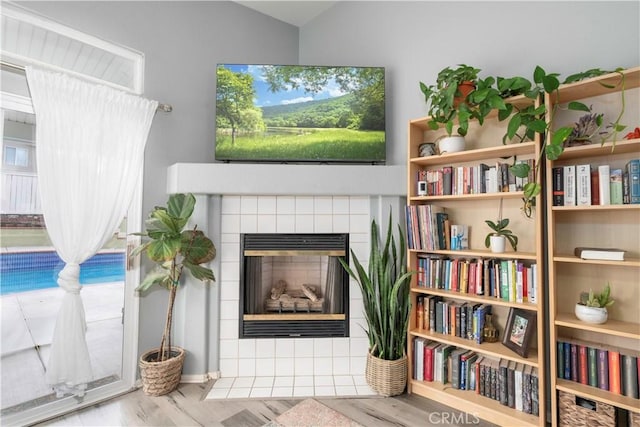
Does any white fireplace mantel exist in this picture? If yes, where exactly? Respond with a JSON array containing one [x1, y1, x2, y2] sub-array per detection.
[[167, 163, 406, 196]]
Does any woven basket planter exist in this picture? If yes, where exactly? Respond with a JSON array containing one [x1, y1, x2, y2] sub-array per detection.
[[365, 351, 407, 397], [139, 346, 185, 396]]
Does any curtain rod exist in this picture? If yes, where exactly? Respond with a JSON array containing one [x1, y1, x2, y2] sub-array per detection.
[[1, 60, 172, 112]]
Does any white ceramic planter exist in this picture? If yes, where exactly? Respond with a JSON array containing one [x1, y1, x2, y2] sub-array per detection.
[[489, 235, 506, 253], [437, 136, 466, 153], [574, 303, 608, 324]]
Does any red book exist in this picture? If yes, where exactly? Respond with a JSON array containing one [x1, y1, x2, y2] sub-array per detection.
[[451, 258, 459, 292], [591, 169, 600, 205], [578, 345, 588, 385], [424, 341, 439, 382], [609, 349, 621, 394]]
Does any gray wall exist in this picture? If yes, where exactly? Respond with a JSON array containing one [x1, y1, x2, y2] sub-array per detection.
[[16, 0, 640, 377]]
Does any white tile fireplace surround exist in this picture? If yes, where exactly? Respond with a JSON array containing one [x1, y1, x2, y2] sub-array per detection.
[[167, 162, 406, 399], [210, 195, 378, 399]]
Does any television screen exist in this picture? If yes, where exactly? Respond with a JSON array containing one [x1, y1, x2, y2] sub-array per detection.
[[215, 64, 385, 163]]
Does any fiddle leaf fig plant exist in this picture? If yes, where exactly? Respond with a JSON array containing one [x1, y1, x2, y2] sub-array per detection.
[[130, 193, 216, 362]]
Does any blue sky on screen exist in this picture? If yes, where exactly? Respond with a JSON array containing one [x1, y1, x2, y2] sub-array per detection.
[[221, 64, 347, 107]]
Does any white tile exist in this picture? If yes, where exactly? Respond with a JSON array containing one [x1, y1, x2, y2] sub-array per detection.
[[314, 376, 334, 386], [273, 376, 294, 387], [219, 319, 238, 340], [294, 375, 314, 386], [313, 357, 333, 376], [314, 214, 333, 233], [233, 376, 255, 387], [314, 385, 336, 396], [271, 386, 293, 397], [349, 232, 368, 244], [240, 214, 258, 233], [253, 376, 274, 387], [335, 385, 357, 396], [332, 197, 350, 214], [276, 196, 295, 214], [349, 214, 370, 234], [220, 282, 240, 301], [332, 214, 350, 233], [275, 339, 294, 357], [349, 320, 367, 338], [293, 386, 314, 397], [294, 357, 313, 376], [220, 302, 238, 320], [257, 215, 277, 232], [255, 358, 275, 376], [295, 197, 314, 214], [221, 261, 240, 282], [352, 375, 368, 386], [221, 214, 241, 233], [350, 356, 366, 376], [356, 384, 376, 395], [219, 359, 238, 377], [220, 242, 240, 262], [241, 196, 258, 214], [238, 358, 256, 377], [295, 215, 314, 232], [221, 232, 240, 244], [349, 197, 370, 214], [275, 358, 295, 376], [206, 387, 230, 399], [256, 339, 275, 358], [313, 196, 333, 214], [332, 338, 350, 357], [333, 375, 354, 386], [350, 337, 369, 356], [350, 299, 366, 321], [333, 357, 351, 375], [219, 339, 238, 359], [222, 196, 241, 214], [257, 196, 277, 214], [250, 387, 273, 398], [313, 338, 332, 357], [227, 387, 251, 398], [276, 215, 296, 233], [295, 338, 314, 357], [238, 339, 256, 358], [212, 377, 235, 388]]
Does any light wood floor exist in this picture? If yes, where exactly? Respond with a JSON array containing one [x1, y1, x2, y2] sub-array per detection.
[[35, 382, 498, 427]]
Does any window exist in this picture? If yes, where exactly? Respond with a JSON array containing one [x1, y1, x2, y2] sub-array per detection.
[[4, 145, 28, 166]]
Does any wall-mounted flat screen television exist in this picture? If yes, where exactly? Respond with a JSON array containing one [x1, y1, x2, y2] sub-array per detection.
[[215, 64, 385, 163]]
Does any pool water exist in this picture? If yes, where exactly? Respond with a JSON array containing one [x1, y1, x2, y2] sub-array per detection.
[[0, 251, 125, 295]]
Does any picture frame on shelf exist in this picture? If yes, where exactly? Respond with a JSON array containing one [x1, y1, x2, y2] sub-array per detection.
[[502, 308, 536, 358]]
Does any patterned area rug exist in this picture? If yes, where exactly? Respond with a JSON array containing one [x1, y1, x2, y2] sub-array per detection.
[[264, 398, 363, 427]]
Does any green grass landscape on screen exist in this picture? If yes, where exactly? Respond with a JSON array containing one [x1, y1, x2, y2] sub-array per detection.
[[215, 64, 385, 162]]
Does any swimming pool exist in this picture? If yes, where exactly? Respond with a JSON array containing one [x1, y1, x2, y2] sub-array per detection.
[[0, 251, 125, 295]]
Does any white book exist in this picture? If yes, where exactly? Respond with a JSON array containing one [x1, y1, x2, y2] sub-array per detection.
[[564, 165, 576, 206], [574, 247, 625, 261], [415, 338, 425, 381], [598, 165, 610, 205], [515, 363, 524, 412], [529, 264, 537, 304], [576, 164, 591, 206]]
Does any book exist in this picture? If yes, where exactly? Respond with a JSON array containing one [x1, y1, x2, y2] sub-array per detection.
[[514, 362, 524, 412], [564, 165, 576, 206], [609, 168, 623, 205], [627, 158, 640, 204], [563, 342, 571, 380], [424, 341, 440, 382], [574, 247, 625, 261], [591, 169, 600, 205], [578, 344, 588, 385], [450, 348, 466, 389], [588, 346, 598, 387], [531, 367, 539, 416], [414, 337, 425, 381], [598, 164, 610, 205], [552, 166, 564, 206], [608, 348, 621, 394], [450, 224, 468, 250], [576, 164, 591, 206], [557, 341, 565, 378], [499, 359, 509, 405], [570, 342, 578, 382], [597, 347, 609, 390], [522, 364, 532, 414], [621, 353, 639, 398]]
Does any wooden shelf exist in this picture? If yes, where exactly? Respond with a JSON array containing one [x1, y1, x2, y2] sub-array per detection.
[[410, 380, 540, 427], [554, 313, 640, 340], [411, 287, 539, 311], [409, 141, 536, 167], [409, 328, 539, 368], [554, 139, 640, 161], [551, 203, 640, 212], [556, 379, 640, 414], [411, 248, 538, 260], [553, 255, 640, 268], [409, 191, 525, 202]]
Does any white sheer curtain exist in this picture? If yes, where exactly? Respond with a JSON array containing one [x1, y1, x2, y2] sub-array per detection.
[[25, 66, 158, 397]]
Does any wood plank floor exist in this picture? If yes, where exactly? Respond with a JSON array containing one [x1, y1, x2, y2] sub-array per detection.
[[35, 382, 498, 427]]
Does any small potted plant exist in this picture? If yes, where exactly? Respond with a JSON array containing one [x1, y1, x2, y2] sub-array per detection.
[[419, 64, 484, 153], [484, 198, 518, 253], [575, 283, 614, 324]]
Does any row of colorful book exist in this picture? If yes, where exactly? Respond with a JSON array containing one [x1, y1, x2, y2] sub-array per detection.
[[405, 204, 451, 251], [415, 160, 535, 197], [557, 338, 639, 399], [413, 337, 539, 416], [417, 255, 538, 304], [415, 297, 492, 344], [552, 159, 640, 206]]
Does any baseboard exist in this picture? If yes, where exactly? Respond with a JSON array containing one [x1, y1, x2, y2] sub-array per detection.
[[180, 374, 209, 383]]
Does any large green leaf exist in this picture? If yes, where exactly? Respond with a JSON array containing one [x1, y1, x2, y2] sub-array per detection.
[[146, 236, 181, 262], [183, 261, 215, 282], [181, 230, 216, 264]]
